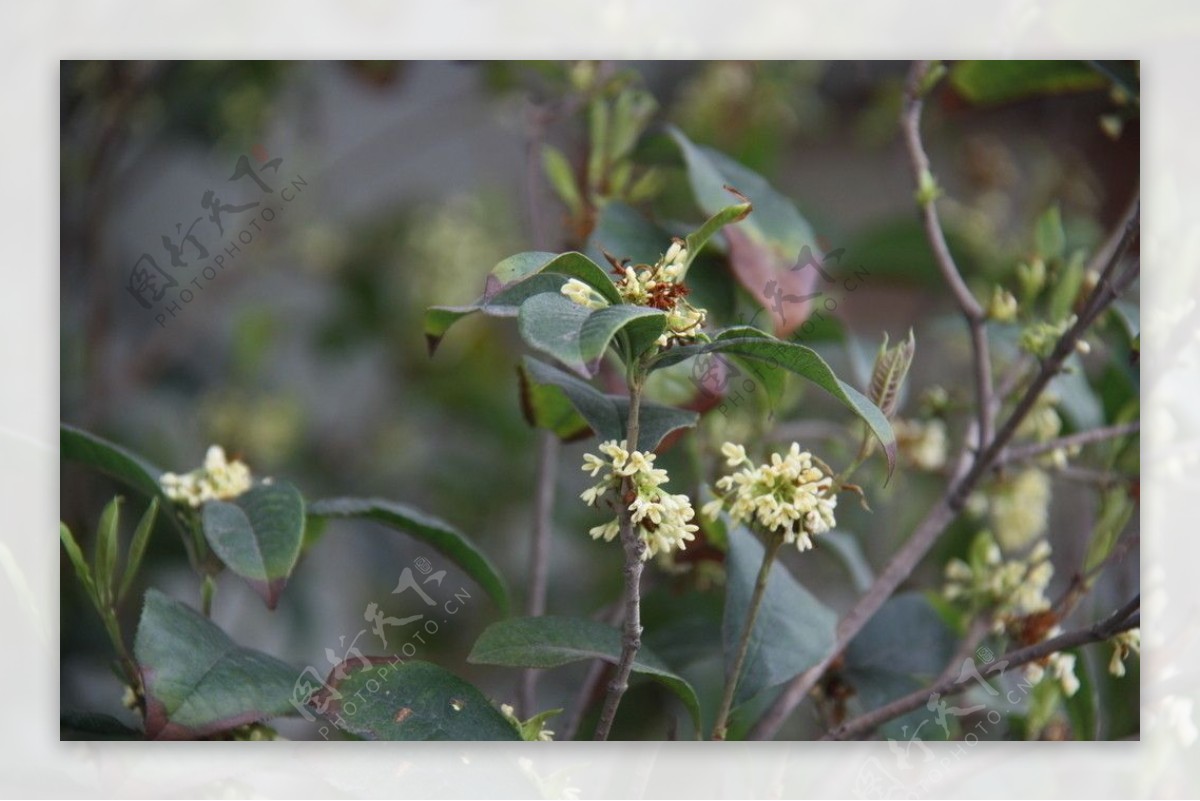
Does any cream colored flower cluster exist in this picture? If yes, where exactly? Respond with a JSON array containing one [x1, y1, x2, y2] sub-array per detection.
[[893, 418, 948, 471], [702, 442, 837, 552], [1109, 628, 1140, 678], [967, 468, 1052, 553], [560, 240, 707, 348], [943, 533, 1054, 629], [159, 445, 253, 508], [580, 440, 698, 560], [1025, 646, 1081, 698]]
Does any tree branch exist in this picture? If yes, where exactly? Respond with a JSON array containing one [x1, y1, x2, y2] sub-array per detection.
[[747, 156, 1140, 743], [998, 421, 1140, 466], [900, 60, 995, 450], [823, 597, 1139, 740], [593, 373, 646, 740]]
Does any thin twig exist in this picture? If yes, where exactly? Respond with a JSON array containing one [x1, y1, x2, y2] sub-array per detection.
[[516, 97, 564, 717], [823, 597, 1139, 740], [900, 60, 995, 450], [747, 169, 1141, 743], [593, 373, 647, 740], [998, 421, 1140, 466]]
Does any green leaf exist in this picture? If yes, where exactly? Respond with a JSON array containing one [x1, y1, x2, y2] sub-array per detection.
[[202, 482, 306, 610], [521, 357, 698, 450], [652, 333, 897, 472], [467, 615, 701, 732], [541, 143, 583, 214], [1063, 647, 1097, 740], [135, 589, 299, 739], [518, 292, 667, 376], [723, 526, 837, 707], [306, 497, 510, 616], [517, 363, 591, 440], [94, 496, 122, 606], [310, 659, 520, 741], [59, 522, 96, 600], [119, 498, 159, 605], [843, 593, 959, 741], [667, 127, 820, 337], [61, 711, 142, 740], [1035, 205, 1066, 263], [1084, 487, 1134, 574], [950, 61, 1106, 105], [820, 530, 874, 594], [424, 273, 566, 355], [61, 424, 164, 500]]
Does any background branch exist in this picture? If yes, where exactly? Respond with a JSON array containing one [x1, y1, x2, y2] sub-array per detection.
[[998, 421, 1140, 466], [747, 87, 1141, 741], [900, 60, 995, 449], [823, 597, 1139, 740]]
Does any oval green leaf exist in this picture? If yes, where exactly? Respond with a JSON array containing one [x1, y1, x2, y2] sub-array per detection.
[[306, 497, 510, 616], [467, 615, 701, 732]]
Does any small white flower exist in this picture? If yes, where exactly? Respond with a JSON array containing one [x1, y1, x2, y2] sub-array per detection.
[[159, 445, 254, 508], [560, 278, 609, 310], [1108, 628, 1140, 677]]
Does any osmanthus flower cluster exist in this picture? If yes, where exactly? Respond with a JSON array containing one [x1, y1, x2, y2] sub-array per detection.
[[159, 445, 254, 507], [702, 442, 837, 552], [942, 533, 1079, 697], [560, 239, 707, 348], [579, 439, 698, 560]]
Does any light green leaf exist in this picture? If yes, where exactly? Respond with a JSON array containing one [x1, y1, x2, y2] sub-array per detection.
[[541, 143, 583, 214], [468, 615, 701, 731], [59, 522, 96, 600], [310, 659, 520, 741], [682, 197, 753, 277], [517, 363, 591, 441], [1035, 204, 1066, 263], [202, 482, 305, 610], [94, 496, 122, 606], [119, 498, 159, 604], [1085, 487, 1135, 574], [307, 497, 510, 615], [723, 526, 837, 707], [135, 589, 299, 739], [652, 333, 896, 472], [950, 61, 1105, 105]]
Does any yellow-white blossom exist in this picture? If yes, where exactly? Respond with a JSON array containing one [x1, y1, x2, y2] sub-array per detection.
[[560, 278, 609, 310], [977, 468, 1052, 553], [559, 239, 707, 349], [894, 418, 948, 471], [1109, 628, 1140, 678], [159, 445, 253, 508], [579, 440, 698, 560], [704, 442, 837, 552]]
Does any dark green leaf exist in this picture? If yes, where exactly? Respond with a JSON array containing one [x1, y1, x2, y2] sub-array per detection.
[[135, 589, 299, 739], [60, 711, 141, 740], [467, 615, 701, 731], [652, 334, 896, 472], [517, 363, 592, 440], [306, 497, 510, 615], [202, 481, 305, 610], [518, 293, 666, 376], [521, 357, 697, 450], [311, 658, 520, 741], [61, 424, 164, 500], [1064, 647, 1097, 740], [585, 201, 672, 267], [950, 61, 1106, 105], [723, 526, 837, 707]]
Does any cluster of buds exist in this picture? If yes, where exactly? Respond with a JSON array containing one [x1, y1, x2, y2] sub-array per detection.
[[1019, 315, 1090, 357], [987, 286, 1019, 322], [159, 445, 253, 508], [560, 239, 707, 348], [580, 440, 698, 560], [943, 532, 1054, 630], [702, 442, 837, 552], [944, 532, 1080, 697], [967, 468, 1052, 553]]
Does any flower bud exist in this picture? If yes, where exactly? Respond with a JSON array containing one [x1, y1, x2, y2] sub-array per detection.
[[868, 329, 916, 418]]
